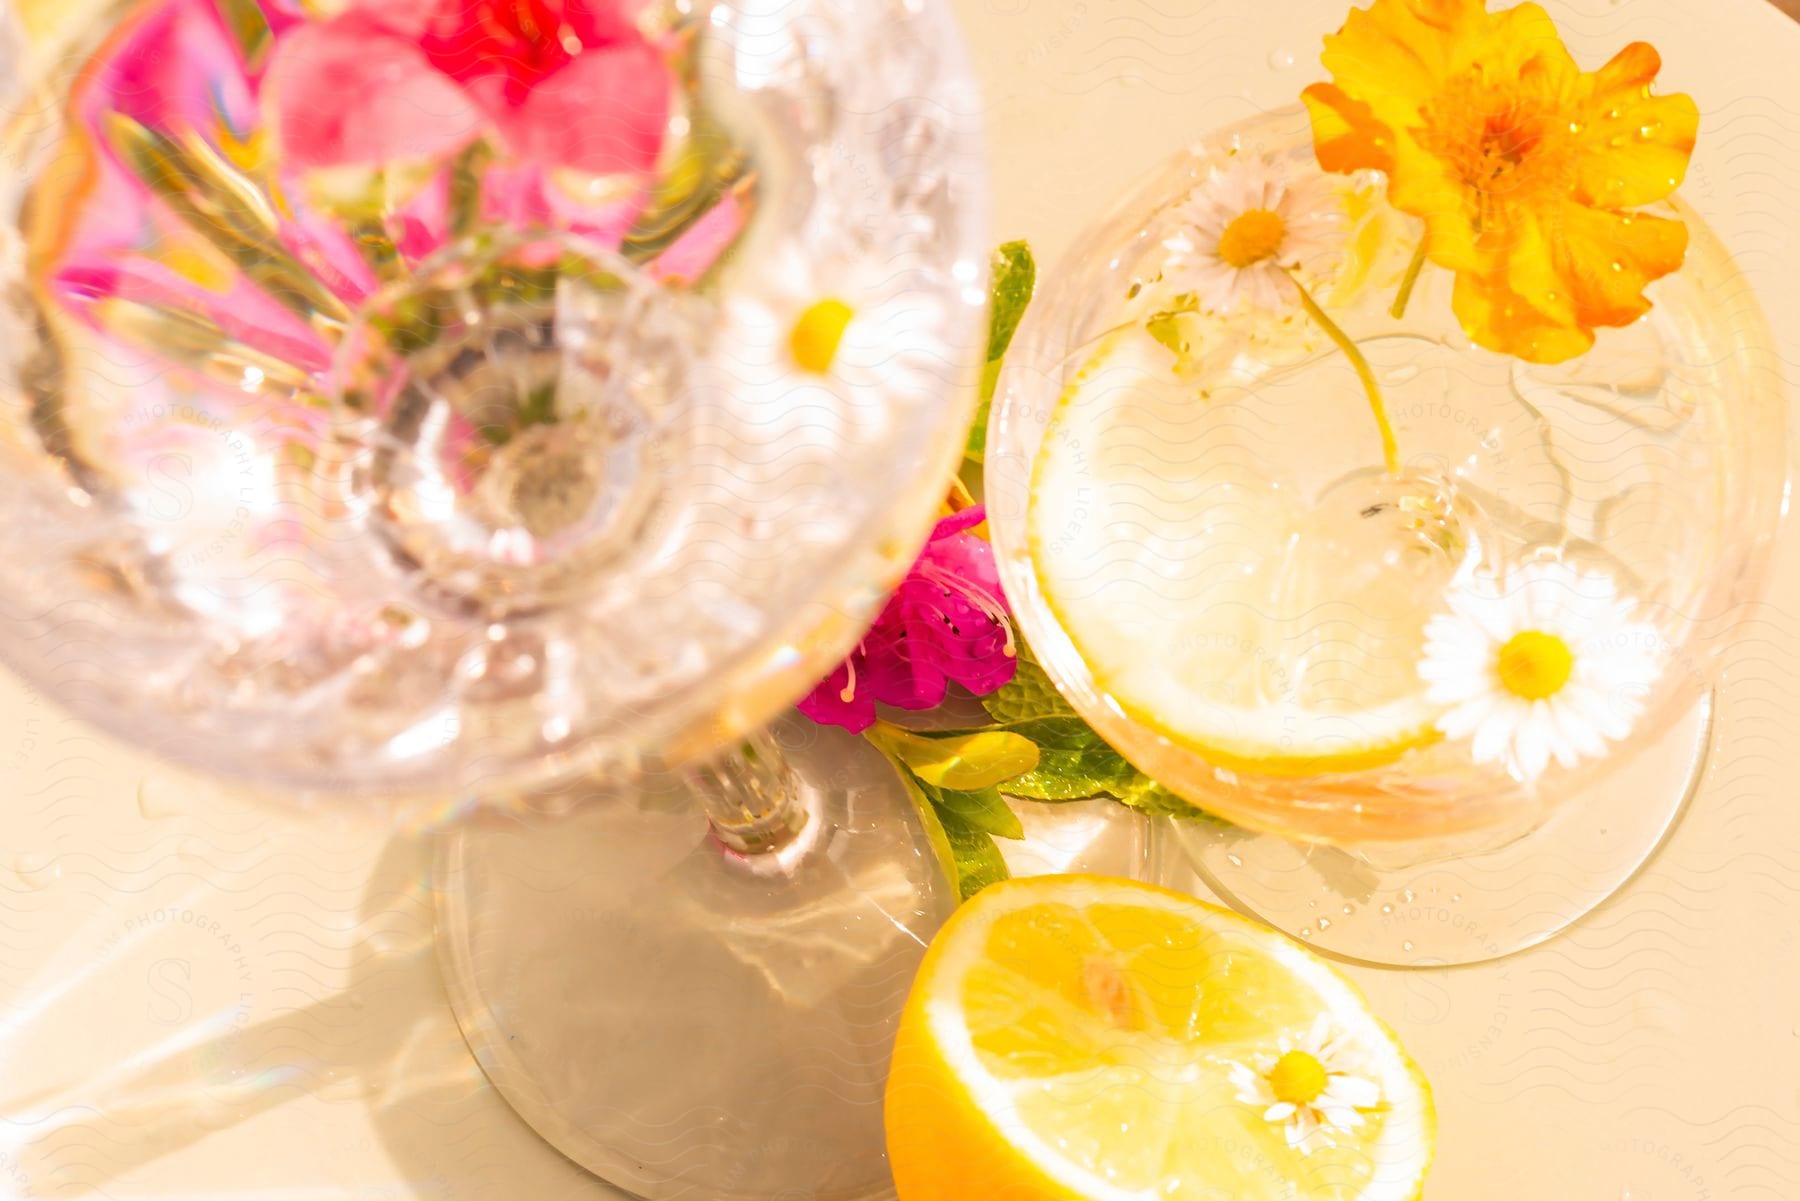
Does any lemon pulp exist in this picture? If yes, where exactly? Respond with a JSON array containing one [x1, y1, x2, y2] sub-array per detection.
[[1027, 326, 1470, 776], [887, 875, 1436, 1201]]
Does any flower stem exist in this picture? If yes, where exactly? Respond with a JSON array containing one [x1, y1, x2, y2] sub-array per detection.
[[1390, 239, 1429, 321], [1289, 272, 1401, 475]]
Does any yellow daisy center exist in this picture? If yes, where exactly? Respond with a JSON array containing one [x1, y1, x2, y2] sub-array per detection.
[[1217, 208, 1288, 270], [1268, 1050, 1330, 1105], [789, 298, 855, 374], [1496, 630, 1574, 701]]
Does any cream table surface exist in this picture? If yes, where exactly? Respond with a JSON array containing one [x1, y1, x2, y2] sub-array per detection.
[[3, 1, 1800, 1198]]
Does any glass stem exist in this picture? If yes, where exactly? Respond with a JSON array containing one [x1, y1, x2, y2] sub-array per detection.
[[690, 730, 807, 854], [1289, 272, 1401, 475], [1390, 239, 1430, 320]]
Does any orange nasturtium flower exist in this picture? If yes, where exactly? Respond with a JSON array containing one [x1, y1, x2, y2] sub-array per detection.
[[1303, 0, 1699, 364]]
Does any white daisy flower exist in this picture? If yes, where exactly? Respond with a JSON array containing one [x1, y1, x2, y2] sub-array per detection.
[[1162, 154, 1345, 314], [1227, 1015, 1384, 1154], [1418, 560, 1665, 783], [691, 249, 953, 541], [712, 246, 949, 419]]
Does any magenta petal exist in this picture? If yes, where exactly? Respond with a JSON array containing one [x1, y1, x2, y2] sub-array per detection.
[[250, 0, 309, 34], [865, 651, 951, 711], [650, 190, 747, 284], [552, 186, 649, 250], [930, 505, 988, 541], [481, 163, 558, 229], [279, 202, 380, 304], [858, 616, 948, 711], [797, 663, 879, 733], [391, 169, 453, 263], [83, 0, 261, 141], [356, 0, 457, 39], [924, 533, 1000, 594], [264, 21, 484, 168], [55, 260, 333, 376], [562, 0, 656, 48], [948, 643, 1017, 696], [485, 42, 670, 175]]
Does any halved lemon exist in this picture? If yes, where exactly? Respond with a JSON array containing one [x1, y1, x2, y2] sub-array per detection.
[[1027, 326, 1458, 775], [886, 875, 1434, 1201]]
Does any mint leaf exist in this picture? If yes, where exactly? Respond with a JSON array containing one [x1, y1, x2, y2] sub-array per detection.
[[1115, 780, 1213, 819], [967, 240, 1037, 462], [966, 644, 1222, 822], [1006, 742, 1144, 801], [922, 781, 1025, 841], [980, 652, 1078, 725]]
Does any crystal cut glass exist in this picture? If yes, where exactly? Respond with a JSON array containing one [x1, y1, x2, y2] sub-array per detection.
[[987, 109, 1786, 965], [0, 0, 988, 1194]]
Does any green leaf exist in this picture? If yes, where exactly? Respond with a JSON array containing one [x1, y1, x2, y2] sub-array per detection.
[[894, 766, 1012, 902], [869, 725, 1040, 792], [1145, 309, 1188, 355], [966, 358, 1004, 461], [1145, 308, 1208, 375], [962, 644, 1224, 822], [986, 241, 1038, 361], [893, 769, 964, 895], [1116, 780, 1215, 819], [937, 809, 1013, 901], [1006, 742, 1143, 801], [447, 140, 497, 238], [967, 240, 1037, 461], [980, 649, 1079, 725], [922, 782, 1025, 841]]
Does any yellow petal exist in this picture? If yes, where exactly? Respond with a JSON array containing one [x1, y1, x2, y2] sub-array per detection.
[[1573, 43, 1699, 209], [1459, 2, 1574, 85], [1452, 203, 1689, 364], [1316, 0, 1483, 132], [1384, 140, 1482, 274], [1499, 211, 1578, 329], [1553, 202, 1689, 331], [1302, 82, 1394, 176], [1306, 0, 1697, 363], [1451, 269, 1593, 365]]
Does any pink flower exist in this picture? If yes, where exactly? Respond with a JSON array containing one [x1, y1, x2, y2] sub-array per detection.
[[265, 0, 672, 176], [800, 507, 1018, 734], [42, 0, 733, 399], [49, 0, 346, 371]]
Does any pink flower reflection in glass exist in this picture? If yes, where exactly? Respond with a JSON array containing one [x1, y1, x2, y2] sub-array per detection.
[[265, 0, 672, 176]]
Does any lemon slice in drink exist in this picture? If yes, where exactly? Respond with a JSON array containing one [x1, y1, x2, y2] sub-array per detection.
[[1027, 325, 1461, 776], [886, 875, 1435, 1201]]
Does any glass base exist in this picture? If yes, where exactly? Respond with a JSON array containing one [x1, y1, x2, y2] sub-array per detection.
[[1170, 692, 1715, 968], [432, 715, 953, 1201]]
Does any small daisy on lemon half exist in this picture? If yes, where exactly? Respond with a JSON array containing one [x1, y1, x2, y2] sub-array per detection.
[[887, 875, 1435, 1201]]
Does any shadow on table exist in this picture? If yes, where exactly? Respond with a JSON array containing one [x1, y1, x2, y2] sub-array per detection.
[[4, 828, 611, 1200]]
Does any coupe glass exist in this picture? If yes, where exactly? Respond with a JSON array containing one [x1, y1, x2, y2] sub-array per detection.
[[0, 0, 986, 1195], [987, 108, 1787, 967]]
